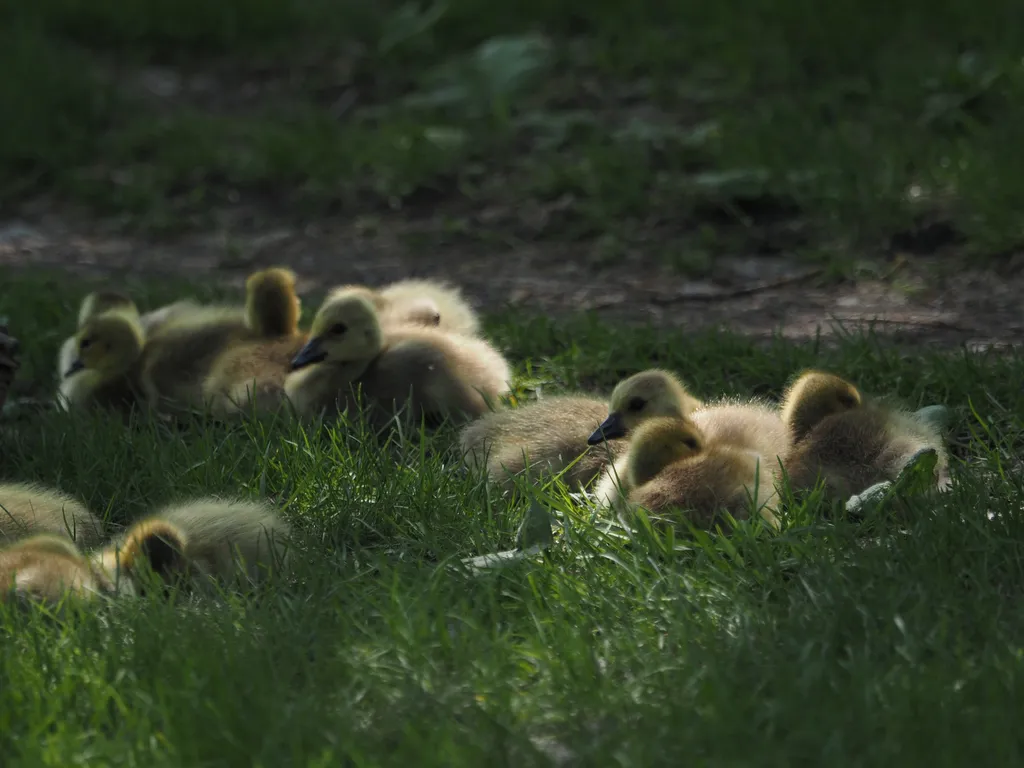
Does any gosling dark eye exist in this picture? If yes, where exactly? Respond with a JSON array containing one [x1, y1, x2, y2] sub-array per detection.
[[627, 397, 646, 412], [683, 437, 700, 450], [329, 322, 348, 335], [80, 338, 93, 350], [838, 392, 857, 408]]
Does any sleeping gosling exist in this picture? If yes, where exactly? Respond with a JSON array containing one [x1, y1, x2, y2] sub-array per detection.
[[286, 289, 510, 427], [779, 370, 950, 499]]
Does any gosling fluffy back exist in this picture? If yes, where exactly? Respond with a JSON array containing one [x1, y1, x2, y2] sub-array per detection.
[[0, 483, 105, 548]]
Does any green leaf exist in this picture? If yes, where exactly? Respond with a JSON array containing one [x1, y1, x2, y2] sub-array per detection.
[[405, 33, 551, 118], [460, 545, 546, 574], [458, 500, 554, 576], [844, 448, 940, 515], [471, 34, 552, 100], [915, 404, 953, 434], [891, 447, 940, 497], [516, 499, 554, 550], [377, 2, 448, 56]]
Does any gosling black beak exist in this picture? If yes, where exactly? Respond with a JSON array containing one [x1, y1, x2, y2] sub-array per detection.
[[64, 359, 85, 378], [587, 412, 627, 445], [290, 338, 326, 371]]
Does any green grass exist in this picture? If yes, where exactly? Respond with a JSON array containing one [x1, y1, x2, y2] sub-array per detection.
[[4, 0, 1024, 260], [2, 270, 1024, 763]]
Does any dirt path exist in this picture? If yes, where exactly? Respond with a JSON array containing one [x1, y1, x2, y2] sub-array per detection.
[[2, 215, 1022, 349]]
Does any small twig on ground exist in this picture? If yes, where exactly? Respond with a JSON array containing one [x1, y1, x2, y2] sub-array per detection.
[[880, 255, 909, 282], [643, 268, 825, 305], [829, 316, 973, 333]]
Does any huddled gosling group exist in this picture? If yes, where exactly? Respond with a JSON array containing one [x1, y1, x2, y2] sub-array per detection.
[[462, 369, 949, 529], [56, 268, 509, 425], [0, 268, 952, 605]]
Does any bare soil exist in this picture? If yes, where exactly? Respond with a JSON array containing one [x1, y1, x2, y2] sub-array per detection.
[[2, 212, 1022, 350]]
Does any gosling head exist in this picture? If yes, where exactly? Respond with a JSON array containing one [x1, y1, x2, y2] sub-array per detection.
[[66, 309, 144, 379], [588, 369, 697, 445], [96, 518, 190, 595], [290, 291, 384, 371], [245, 267, 302, 337], [332, 284, 442, 329], [781, 370, 863, 443], [77, 290, 138, 328], [626, 416, 706, 489]]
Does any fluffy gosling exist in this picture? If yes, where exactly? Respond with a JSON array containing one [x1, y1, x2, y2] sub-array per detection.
[[57, 308, 145, 411], [286, 289, 509, 427], [779, 370, 950, 499]]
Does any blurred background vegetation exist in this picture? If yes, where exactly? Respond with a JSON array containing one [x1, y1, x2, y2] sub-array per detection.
[[2, 0, 1024, 264]]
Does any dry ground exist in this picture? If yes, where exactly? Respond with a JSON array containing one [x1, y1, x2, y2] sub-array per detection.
[[2, 213, 1021, 349]]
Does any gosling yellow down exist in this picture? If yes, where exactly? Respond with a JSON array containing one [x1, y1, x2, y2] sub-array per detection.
[[779, 370, 950, 498], [461, 369, 702, 491], [285, 289, 510, 427]]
